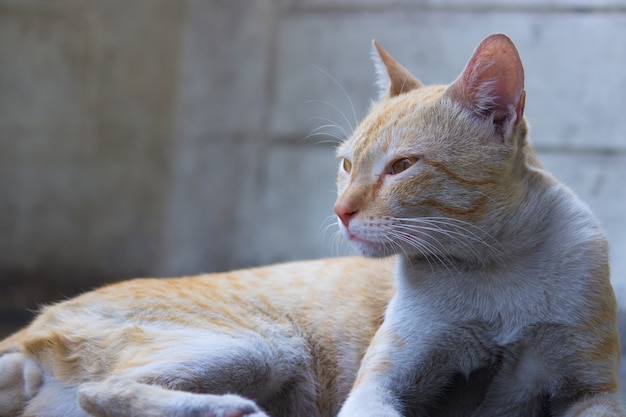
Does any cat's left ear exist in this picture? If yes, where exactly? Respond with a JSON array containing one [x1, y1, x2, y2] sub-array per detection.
[[372, 40, 424, 100], [446, 34, 526, 142]]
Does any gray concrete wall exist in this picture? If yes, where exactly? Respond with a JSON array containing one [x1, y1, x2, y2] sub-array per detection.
[[0, 0, 187, 329], [1, 0, 625, 355]]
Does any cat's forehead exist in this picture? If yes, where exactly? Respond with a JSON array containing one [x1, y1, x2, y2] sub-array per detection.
[[338, 85, 447, 160]]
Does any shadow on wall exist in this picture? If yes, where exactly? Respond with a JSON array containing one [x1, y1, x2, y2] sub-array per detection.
[[0, 270, 108, 338]]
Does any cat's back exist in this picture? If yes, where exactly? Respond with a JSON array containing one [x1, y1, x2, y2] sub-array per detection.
[[35, 255, 393, 329]]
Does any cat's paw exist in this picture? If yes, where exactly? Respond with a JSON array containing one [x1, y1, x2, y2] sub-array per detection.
[[0, 352, 43, 416], [338, 389, 402, 417], [338, 403, 402, 417], [563, 394, 626, 417], [197, 394, 269, 417]]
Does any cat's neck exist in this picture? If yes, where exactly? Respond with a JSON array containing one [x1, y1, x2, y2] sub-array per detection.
[[499, 162, 603, 264], [400, 149, 603, 279], [394, 169, 608, 334]]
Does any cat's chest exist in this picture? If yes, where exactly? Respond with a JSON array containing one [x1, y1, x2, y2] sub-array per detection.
[[391, 259, 578, 345]]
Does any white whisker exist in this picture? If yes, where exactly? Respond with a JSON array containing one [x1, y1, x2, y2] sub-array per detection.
[[392, 223, 486, 262], [318, 215, 338, 242], [302, 131, 345, 146], [307, 117, 351, 139], [305, 99, 354, 136], [392, 216, 508, 263], [303, 123, 347, 144], [312, 65, 358, 129], [319, 215, 356, 258], [379, 224, 459, 279]]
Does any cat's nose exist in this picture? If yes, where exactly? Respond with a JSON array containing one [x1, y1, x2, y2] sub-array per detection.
[[334, 201, 357, 228]]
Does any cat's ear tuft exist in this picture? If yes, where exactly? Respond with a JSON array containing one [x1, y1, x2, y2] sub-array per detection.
[[446, 34, 525, 142], [371, 39, 424, 100]]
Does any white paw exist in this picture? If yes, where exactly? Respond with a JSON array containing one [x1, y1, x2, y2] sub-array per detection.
[[0, 352, 43, 415], [199, 394, 269, 417]]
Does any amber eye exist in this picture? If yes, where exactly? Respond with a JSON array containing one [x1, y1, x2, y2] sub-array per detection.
[[341, 158, 352, 173], [390, 158, 415, 175]]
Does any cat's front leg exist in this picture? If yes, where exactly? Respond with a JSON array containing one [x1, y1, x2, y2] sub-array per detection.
[[337, 382, 403, 417], [337, 325, 416, 417], [338, 320, 491, 417]]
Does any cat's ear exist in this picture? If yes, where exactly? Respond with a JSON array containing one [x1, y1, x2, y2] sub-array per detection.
[[372, 39, 424, 100], [446, 34, 526, 142]]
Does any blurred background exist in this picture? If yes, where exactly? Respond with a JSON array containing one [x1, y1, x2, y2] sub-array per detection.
[[0, 0, 625, 376]]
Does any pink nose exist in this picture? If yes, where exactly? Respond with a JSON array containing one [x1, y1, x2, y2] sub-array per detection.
[[334, 201, 357, 228]]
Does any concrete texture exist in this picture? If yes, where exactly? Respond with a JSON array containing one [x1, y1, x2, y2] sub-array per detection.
[[0, 0, 185, 284], [273, 11, 626, 150], [1, 0, 625, 393]]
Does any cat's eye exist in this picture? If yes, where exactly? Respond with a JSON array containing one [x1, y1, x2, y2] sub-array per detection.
[[341, 158, 352, 173], [390, 158, 416, 175]]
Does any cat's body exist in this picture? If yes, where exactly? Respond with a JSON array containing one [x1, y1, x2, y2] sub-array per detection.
[[0, 33, 623, 417], [0, 257, 394, 417]]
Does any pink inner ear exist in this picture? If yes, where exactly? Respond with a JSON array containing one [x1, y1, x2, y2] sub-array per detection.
[[449, 34, 525, 124]]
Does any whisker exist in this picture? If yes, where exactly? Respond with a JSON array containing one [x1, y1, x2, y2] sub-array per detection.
[[318, 215, 337, 239], [305, 99, 354, 135], [379, 223, 448, 263], [319, 215, 355, 258], [302, 131, 345, 146], [312, 65, 358, 129], [382, 226, 459, 279], [307, 117, 351, 139], [329, 230, 342, 257], [392, 223, 486, 262], [422, 218, 500, 246], [392, 216, 508, 262], [303, 124, 347, 144], [399, 216, 496, 240]]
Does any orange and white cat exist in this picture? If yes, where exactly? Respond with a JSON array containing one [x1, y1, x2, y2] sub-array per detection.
[[334, 34, 623, 417], [0, 34, 622, 417]]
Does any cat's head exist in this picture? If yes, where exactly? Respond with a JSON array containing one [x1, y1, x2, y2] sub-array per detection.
[[334, 34, 529, 263]]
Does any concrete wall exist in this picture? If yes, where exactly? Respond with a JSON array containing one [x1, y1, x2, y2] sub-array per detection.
[[0, 0, 187, 330], [1, 0, 625, 346]]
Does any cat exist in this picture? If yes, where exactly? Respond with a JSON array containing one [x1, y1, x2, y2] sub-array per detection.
[[0, 32, 622, 417], [334, 34, 624, 417]]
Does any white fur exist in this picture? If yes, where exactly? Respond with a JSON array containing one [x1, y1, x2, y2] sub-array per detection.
[[371, 41, 391, 100], [24, 377, 86, 417]]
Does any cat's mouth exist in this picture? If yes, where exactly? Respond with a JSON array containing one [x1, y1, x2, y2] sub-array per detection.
[[343, 229, 391, 258], [346, 231, 370, 245]]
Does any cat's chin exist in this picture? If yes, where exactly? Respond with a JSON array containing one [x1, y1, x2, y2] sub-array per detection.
[[345, 233, 396, 258]]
